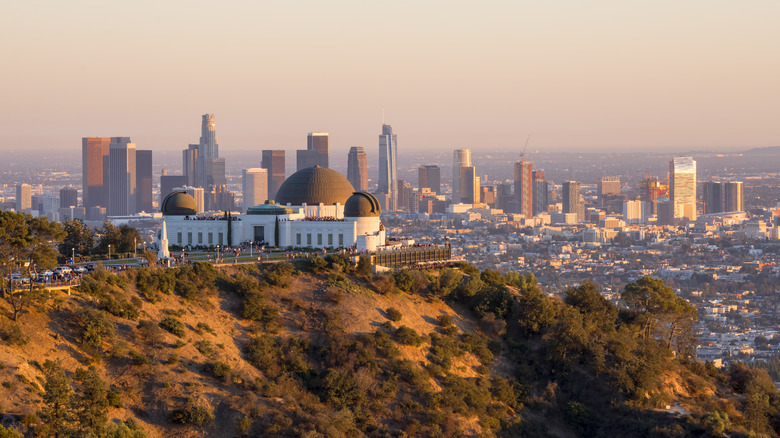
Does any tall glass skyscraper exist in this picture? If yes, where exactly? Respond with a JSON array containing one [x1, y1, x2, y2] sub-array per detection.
[[262, 150, 286, 200], [514, 160, 533, 216], [196, 114, 222, 188], [82, 137, 111, 210], [108, 137, 136, 216], [347, 146, 368, 191], [724, 181, 744, 213], [378, 124, 397, 210], [452, 149, 471, 203], [670, 156, 697, 221]]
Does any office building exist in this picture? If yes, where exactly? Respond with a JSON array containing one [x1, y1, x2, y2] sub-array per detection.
[[459, 166, 479, 204], [59, 187, 78, 209], [108, 137, 137, 216], [183, 144, 199, 187], [347, 147, 368, 191], [262, 150, 286, 200], [724, 181, 744, 213], [703, 182, 723, 214], [496, 182, 513, 212], [452, 149, 472, 203], [623, 200, 648, 224], [640, 177, 665, 215], [532, 171, 548, 216], [16, 184, 31, 211], [598, 176, 621, 206], [196, 114, 220, 188], [136, 150, 153, 212], [418, 165, 441, 195], [242, 168, 269, 212], [670, 156, 697, 221], [297, 132, 329, 170], [82, 137, 111, 210], [514, 160, 533, 216], [562, 181, 583, 222], [397, 180, 413, 212], [160, 175, 187, 209], [378, 124, 398, 210]]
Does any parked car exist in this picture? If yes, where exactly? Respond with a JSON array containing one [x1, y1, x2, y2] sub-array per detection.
[[53, 266, 72, 275], [72, 266, 87, 274]]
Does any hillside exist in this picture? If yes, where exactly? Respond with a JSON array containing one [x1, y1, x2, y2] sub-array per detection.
[[0, 258, 778, 437]]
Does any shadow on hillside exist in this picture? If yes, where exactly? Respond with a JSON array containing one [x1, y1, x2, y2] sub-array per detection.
[[46, 307, 92, 364]]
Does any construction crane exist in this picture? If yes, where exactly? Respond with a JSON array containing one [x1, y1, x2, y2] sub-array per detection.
[[520, 135, 530, 161]]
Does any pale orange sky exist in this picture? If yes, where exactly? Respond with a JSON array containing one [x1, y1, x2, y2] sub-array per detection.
[[1, 0, 778, 155]]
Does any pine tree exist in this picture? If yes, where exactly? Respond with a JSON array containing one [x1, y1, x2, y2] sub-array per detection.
[[41, 360, 72, 438]]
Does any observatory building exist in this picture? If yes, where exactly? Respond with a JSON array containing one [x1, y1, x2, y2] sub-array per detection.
[[159, 166, 386, 251]]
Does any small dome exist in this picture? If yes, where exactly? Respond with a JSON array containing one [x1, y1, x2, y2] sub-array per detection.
[[247, 200, 293, 215], [345, 192, 381, 217], [275, 165, 355, 206], [161, 191, 197, 216]]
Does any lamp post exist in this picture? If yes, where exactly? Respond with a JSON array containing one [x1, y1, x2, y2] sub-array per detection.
[[250, 242, 253, 257], [216, 245, 220, 263], [108, 244, 112, 260], [72, 248, 75, 263], [134, 237, 137, 258]]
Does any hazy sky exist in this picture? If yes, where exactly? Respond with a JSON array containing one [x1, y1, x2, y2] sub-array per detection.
[[2, 0, 778, 156]]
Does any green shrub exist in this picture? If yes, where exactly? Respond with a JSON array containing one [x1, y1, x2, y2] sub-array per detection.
[[385, 307, 403, 322], [195, 340, 213, 356], [0, 323, 29, 346], [211, 361, 232, 379], [158, 317, 186, 338], [437, 314, 454, 327], [195, 322, 216, 335], [129, 351, 150, 366], [78, 309, 116, 352], [394, 326, 423, 346], [168, 402, 214, 426]]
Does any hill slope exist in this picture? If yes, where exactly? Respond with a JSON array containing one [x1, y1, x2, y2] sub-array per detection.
[[0, 259, 776, 437]]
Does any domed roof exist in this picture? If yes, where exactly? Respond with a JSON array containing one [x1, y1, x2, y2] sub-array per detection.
[[247, 200, 293, 215], [275, 166, 356, 206], [161, 191, 197, 216], [345, 192, 381, 217]]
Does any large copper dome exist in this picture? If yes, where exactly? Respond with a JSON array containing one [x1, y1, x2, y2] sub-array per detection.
[[275, 166, 355, 206], [161, 191, 197, 216]]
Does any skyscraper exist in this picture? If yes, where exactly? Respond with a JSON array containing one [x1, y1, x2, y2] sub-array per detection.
[[598, 176, 621, 207], [195, 114, 223, 189], [16, 184, 31, 211], [459, 166, 479, 204], [108, 137, 137, 216], [59, 187, 78, 209], [562, 181, 583, 222], [183, 144, 199, 187], [670, 156, 697, 221], [262, 150, 286, 200], [378, 124, 398, 210], [514, 160, 533, 216], [532, 171, 548, 216], [452, 149, 471, 203], [418, 165, 441, 195], [703, 182, 723, 214], [347, 147, 368, 191], [136, 150, 153, 212], [297, 133, 329, 170], [82, 137, 111, 210], [242, 168, 268, 212], [724, 181, 744, 213]]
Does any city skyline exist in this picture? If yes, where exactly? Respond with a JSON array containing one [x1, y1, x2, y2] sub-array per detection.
[[2, 2, 778, 153]]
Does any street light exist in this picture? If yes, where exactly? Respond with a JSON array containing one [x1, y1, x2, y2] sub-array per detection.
[[250, 242, 253, 257], [108, 244, 112, 260], [216, 245, 220, 263], [134, 237, 137, 258]]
